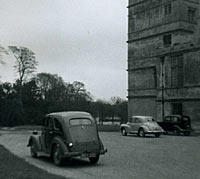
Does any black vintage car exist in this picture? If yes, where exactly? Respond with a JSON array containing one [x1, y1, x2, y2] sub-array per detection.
[[158, 115, 193, 136], [27, 111, 107, 166]]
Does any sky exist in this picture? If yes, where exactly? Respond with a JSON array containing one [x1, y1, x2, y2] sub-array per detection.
[[0, 0, 128, 101]]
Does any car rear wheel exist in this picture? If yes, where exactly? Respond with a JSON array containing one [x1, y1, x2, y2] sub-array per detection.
[[30, 142, 37, 158], [121, 128, 127, 136], [138, 128, 145, 137], [155, 133, 160, 138], [184, 131, 190, 136], [89, 154, 99, 164], [53, 145, 63, 166], [174, 129, 180, 135]]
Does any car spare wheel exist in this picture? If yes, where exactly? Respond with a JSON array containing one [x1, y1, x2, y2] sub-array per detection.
[[53, 145, 63, 166], [138, 128, 145, 137], [89, 154, 99, 164]]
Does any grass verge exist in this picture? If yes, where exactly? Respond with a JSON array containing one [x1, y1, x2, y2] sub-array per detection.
[[0, 145, 68, 179]]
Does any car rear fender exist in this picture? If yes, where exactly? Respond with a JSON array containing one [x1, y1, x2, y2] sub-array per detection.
[[99, 138, 105, 151], [120, 124, 131, 132], [51, 137, 69, 158], [27, 135, 42, 151], [140, 125, 149, 133]]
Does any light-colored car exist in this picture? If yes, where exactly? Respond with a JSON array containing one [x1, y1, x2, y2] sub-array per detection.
[[120, 116, 164, 137], [27, 111, 107, 166]]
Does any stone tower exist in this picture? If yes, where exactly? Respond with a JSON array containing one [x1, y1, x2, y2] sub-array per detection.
[[128, 0, 200, 121]]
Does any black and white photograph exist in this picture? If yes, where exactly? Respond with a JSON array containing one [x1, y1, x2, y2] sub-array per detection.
[[0, 0, 200, 179]]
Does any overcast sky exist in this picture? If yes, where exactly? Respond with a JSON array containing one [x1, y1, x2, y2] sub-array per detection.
[[0, 0, 128, 100]]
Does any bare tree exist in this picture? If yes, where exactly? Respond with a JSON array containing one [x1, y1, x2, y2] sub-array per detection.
[[110, 96, 124, 105], [9, 46, 38, 84], [8, 46, 38, 109], [0, 45, 8, 65]]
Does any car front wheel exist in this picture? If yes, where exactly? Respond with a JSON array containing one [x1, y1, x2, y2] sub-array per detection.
[[138, 128, 145, 137], [53, 145, 63, 166], [121, 128, 127, 136], [184, 131, 190, 136], [174, 129, 180, 135], [155, 133, 160, 137], [89, 155, 99, 164]]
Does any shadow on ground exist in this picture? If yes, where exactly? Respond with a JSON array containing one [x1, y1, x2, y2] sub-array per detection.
[[123, 132, 200, 138], [34, 156, 104, 168]]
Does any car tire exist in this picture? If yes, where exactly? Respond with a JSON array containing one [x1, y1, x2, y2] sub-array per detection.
[[155, 133, 160, 138], [53, 145, 63, 166], [138, 128, 145, 137], [121, 128, 127, 136], [163, 131, 168, 135], [174, 129, 180, 136], [184, 132, 190, 136], [89, 154, 99, 164], [30, 142, 37, 158]]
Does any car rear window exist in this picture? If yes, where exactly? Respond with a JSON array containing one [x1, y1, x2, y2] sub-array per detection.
[[69, 118, 92, 126], [142, 117, 155, 123]]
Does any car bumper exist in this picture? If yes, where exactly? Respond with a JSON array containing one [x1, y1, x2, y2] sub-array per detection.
[[64, 149, 107, 158]]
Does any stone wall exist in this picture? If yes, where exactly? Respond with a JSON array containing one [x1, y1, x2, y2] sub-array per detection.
[[128, 98, 157, 119], [127, 0, 200, 122]]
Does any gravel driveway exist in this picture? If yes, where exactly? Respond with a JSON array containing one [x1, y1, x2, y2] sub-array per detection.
[[0, 131, 200, 179]]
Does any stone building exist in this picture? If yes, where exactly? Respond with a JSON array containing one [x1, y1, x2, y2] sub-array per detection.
[[127, 0, 200, 121]]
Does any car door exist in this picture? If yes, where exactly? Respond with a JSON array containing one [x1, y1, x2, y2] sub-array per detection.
[[44, 117, 54, 153], [132, 118, 141, 132], [129, 117, 140, 133], [128, 117, 135, 133], [53, 118, 64, 139], [164, 116, 171, 130]]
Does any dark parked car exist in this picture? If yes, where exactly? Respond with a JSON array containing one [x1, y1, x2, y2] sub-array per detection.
[[27, 111, 107, 166], [158, 115, 192, 136]]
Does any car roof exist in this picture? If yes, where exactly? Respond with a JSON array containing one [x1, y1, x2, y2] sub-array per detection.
[[131, 116, 153, 118], [165, 115, 189, 118], [46, 111, 92, 120]]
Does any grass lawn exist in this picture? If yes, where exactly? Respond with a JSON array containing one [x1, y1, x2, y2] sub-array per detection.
[[0, 145, 68, 179]]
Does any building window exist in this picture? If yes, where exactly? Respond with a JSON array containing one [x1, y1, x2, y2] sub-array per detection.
[[164, 4, 172, 15], [171, 55, 183, 87], [163, 34, 172, 46], [188, 7, 196, 21]]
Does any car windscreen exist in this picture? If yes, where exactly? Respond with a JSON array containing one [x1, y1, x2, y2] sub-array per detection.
[[69, 118, 92, 126], [171, 117, 180, 122], [183, 117, 190, 121]]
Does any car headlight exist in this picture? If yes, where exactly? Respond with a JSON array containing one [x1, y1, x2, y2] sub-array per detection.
[[69, 143, 73, 147]]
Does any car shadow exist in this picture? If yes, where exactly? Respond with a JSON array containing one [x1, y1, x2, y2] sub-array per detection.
[[125, 134, 160, 138], [62, 158, 103, 168], [121, 132, 200, 138], [33, 155, 104, 168], [163, 133, 200, 137]]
